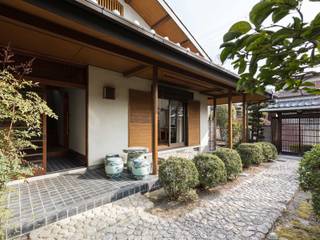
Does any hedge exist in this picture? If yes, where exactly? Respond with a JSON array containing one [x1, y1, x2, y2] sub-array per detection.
[[159, 157, 199, 201], [237, 143, 264, 167], [255, 142, 278, 162], [213, 148, 242, 179], [193, 154, 227, 188], [299, 144, 320, 217]]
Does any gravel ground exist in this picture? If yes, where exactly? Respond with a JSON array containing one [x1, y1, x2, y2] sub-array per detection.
[[29, 157, 299, 240]]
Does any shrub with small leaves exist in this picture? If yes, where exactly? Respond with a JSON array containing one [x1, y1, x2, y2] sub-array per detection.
[[193, 154, 227, 188], [311, 191, 320, 217], [290, 144, 313, 153], [159, 157, 199, 201], [299, 144, 320, 217], [177, 189, 198, 203], [237, 143, 264, 167], [0, 46, 57, 238], [213, 148, 242, 179], [255, 142, 278, 162]]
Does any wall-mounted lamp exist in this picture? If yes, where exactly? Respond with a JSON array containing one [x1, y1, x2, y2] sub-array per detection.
[[103, 86, 115, 100]]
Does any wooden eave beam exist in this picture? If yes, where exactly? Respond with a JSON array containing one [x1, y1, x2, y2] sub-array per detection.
[[180, 39, 189, 45], [0, 3, 236, 90], [213, 92, 239, 99], [201, 87, 225, 94], [123, 65, 149, 78], [151, 14, 171, 29], [162, 73, 213, 89]]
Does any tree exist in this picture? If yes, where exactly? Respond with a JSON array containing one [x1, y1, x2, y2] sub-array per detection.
[[220, 0, 320, 95], [215, 104, 241, 145], [0, 46, 56, 238], [248, 103, 267, 142]]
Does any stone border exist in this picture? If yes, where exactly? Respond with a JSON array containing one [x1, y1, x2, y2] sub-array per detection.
[[6, 178, 161, 239]]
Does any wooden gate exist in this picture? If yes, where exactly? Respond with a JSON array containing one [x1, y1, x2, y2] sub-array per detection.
[[272, 112, 320, 155]]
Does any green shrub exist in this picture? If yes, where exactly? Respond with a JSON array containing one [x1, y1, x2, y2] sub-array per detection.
[[0, 47, 57, 238], [237, 143, 264, 167], [193, 154, 227, 188], [299, 144, 320, 217], [213, 148, 242, 179], [311, 191, 320, 217], [177, 189, 198, 203], [290, 144, 314, 153], [255, 142, 278, 162], [159, 157, 199, 201]]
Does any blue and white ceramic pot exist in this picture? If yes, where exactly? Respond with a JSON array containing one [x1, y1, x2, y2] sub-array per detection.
[[123, 147, 148, 173], [104, 154, 124, 178], [131, 155, 151, 180]]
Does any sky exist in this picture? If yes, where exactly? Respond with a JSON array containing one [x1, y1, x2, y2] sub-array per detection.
[[165, 0, 320, 73]]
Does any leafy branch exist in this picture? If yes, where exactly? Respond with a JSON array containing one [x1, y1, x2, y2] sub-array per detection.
[[220, 0, 320, 94]]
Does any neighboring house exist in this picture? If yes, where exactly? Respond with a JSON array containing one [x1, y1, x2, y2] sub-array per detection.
[[0, 0, 264, 175], [261, 77, 320, 155]]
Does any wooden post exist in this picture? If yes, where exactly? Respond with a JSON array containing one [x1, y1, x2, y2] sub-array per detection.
[[242, 94, 247, 143], [213, 98, 217, 151], [42, 87, 47, 175], [152, 65, 159, 175], [278, 112, 282, 153], [227, 92, 233, 148]]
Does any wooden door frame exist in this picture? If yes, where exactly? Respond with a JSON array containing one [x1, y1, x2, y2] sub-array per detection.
[[42, 87, 47, 174], [37, 79, 88, 174], [63, 92, 69, 149]]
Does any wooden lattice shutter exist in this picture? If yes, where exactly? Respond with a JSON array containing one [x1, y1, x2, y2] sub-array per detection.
[[188, 101, 200, 146], [128, 89, 152, 151]]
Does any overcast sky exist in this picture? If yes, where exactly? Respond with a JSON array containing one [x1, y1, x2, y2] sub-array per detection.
[[166, 0, 320, 72]]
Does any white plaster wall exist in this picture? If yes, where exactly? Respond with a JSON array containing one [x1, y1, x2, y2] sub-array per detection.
[[88, 66, 209, 166], [88, 66, 151, 166], [194, 92, 209, 152], [67, 88, 86, 155]]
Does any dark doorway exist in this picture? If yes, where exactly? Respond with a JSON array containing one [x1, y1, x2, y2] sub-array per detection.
[[46, 87, 86, 172]]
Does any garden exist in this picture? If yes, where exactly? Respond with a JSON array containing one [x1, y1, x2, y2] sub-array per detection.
[[155, 141, 278, 206], [266, 145, 320, 240], [147, 141, 320, 240]]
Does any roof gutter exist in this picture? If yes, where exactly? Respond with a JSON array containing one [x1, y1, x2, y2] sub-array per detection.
[[260, 105, 320, 112]]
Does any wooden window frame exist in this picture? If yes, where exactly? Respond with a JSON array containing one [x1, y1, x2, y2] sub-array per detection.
[[158, 98, 187, 149]]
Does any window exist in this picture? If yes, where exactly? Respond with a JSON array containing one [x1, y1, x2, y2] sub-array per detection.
[[158, 98, 186, 147]]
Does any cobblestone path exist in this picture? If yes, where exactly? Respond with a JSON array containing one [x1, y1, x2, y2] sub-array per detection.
[[30, 157, 299, 240]]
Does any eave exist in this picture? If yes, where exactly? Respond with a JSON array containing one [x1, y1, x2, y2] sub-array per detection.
[[0, 0, 244, 97]]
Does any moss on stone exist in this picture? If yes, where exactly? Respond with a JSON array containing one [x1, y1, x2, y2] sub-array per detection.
[[276, 219, 320, 240], [297, 201, 313, 220]]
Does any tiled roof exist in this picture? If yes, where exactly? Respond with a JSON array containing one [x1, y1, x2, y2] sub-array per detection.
[[261, 96, 320, 112]]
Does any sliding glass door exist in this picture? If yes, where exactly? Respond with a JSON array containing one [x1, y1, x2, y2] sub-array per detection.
[[158, 98, 186, 147]]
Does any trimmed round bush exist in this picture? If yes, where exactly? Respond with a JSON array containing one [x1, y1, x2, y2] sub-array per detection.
[[193, 154, 227, 188], [311, 191, 320, 217], [213, 148, 242, 179], [177, 189, 198, 203], [159, 157, 199, 201], [299, 144, 320, 217], [255, 142, 278, 162], [237, 143, 264, 167]]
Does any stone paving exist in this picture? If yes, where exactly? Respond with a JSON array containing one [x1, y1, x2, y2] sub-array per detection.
[[29, 155, 300, 240], [4, 168, 159, 239]]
